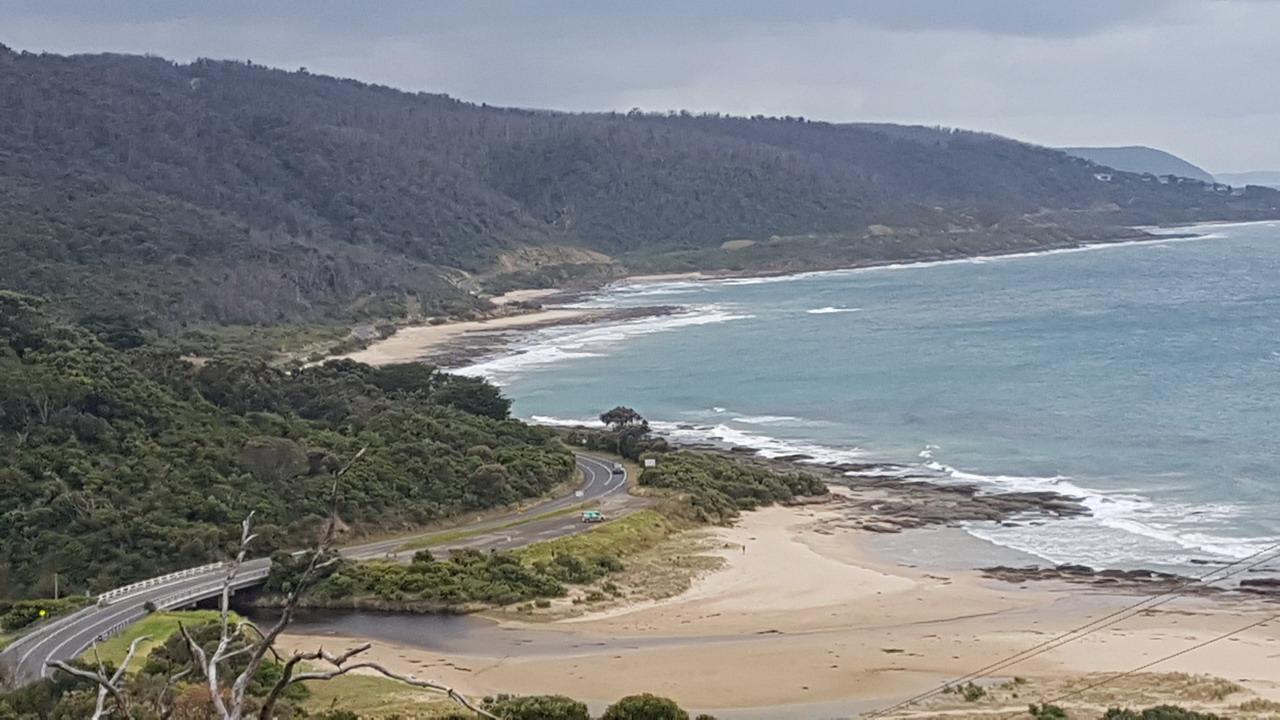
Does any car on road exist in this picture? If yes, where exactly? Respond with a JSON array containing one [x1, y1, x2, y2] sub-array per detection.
[[611, 463, 624, 474], [581, 510, 605, 523]]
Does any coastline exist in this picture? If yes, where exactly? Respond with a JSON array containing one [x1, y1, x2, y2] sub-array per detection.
[[342, 223, 1237, 372], [275, 501, 1280, 717]]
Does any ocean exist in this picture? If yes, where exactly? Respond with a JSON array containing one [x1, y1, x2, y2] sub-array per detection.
[[459, 221, 1280, 572]]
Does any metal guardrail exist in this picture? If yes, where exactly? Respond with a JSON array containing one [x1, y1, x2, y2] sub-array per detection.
[[0, 605, 98, 656], [95, 562, 228, 605]]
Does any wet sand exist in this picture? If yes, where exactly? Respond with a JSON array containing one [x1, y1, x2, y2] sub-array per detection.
[[276, 504, 1280, 716]]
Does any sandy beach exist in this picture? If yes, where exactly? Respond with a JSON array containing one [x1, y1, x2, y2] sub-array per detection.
[[339, 308, 599, 366], [277, 502, 1280, 717]]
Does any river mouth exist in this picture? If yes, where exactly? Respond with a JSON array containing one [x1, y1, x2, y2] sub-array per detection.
[[242, 607, 501, 653]]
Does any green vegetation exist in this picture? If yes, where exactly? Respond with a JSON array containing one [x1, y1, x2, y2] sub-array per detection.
[[85, 610, 232, 666], [514, 510, 680, 566], [600, 694, 691, 720], [483, 694, 591, 720], [3, 49, 1277, 331], [638, 452, 827, 523], [1102, 707, 1222, 720], [0, 615, 307, 719], [0, 292, 573, 599], [0, 598, 92, 633], [301, 674, 466, 718], [294, 547, 623, 608], [1029, 704, 1069, 719]]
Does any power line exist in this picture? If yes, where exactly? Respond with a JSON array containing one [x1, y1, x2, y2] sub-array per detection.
[[864, 540, 1280, 718], [1005, 612, 1278, 718]]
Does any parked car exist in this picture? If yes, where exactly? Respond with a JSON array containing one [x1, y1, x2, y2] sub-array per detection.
[[581, 510, 605, 523]]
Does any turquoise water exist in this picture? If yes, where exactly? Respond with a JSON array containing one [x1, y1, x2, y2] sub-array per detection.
[[461, 222, 1280, 569]]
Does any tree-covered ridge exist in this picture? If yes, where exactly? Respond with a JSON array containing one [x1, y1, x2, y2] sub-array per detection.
[[3, 48, 1278, 329], [0, 292, 573, 599]]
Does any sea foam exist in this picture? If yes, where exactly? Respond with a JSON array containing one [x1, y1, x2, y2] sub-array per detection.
[[456, 304, 752, 383]]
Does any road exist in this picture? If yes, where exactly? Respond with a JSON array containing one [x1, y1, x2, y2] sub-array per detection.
[[0, 453, 632, 688]]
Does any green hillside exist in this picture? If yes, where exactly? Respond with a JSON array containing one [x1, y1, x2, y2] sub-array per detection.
[[2, 48, 1278, 331]]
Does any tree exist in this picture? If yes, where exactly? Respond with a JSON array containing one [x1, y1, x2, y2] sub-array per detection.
[[599, 406, 646, 431], [600, 694, 690, 720], [45, 448, 499, 720], [433, 376, 512, 419]]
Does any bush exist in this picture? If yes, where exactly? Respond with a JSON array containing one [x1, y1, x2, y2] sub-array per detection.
[[0, 598, 91, 632], [601, 693, 690, 720], [1102, 706, 1220, 720], [639, 452, 827, 523], [1029, 703, 1069, 719], [484, 693, 590, 720]]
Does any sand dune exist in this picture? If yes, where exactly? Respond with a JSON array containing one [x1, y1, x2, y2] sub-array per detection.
[[278, 505, 1280, 717]]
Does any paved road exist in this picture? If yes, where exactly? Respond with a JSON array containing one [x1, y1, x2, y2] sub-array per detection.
[[0, 454, 631, 688]]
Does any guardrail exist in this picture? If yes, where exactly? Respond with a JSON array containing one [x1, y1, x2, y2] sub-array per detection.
[[0, 605, 98, 656], [95, 562, 228, 606]]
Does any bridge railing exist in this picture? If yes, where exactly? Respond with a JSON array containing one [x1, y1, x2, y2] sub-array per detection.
[[95, 562, 228, 606], [65, 566, 274, 664]]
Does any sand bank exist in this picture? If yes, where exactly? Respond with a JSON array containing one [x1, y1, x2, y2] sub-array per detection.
[[339, 309, 599, 366], [277, 504, 1280, 715], [487, 288, 566, 305]]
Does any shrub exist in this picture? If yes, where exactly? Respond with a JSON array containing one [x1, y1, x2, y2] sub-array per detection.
[[484, 693, 590, 720], [601, 693, 690, 720], [1029, 703, 1068, 719], [1102, 706, 1220, 720]]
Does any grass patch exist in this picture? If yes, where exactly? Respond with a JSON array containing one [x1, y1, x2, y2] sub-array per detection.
[[397, 503, 592, 552], [86, 610, 236, 666], [514, 509, 680, 565], [300, 673, 465, 718]]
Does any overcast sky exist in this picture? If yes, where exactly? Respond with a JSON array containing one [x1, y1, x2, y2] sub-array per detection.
[[3, 0, 1278, 171]]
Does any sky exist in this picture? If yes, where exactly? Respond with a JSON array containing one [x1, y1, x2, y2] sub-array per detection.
[[3, 0, 1278, 172]]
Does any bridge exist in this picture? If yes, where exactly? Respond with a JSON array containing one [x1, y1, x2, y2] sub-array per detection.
[[1, 454, 629, 688]]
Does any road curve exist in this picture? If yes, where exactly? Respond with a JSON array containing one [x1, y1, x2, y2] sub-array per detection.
[[0, 453, 630, 688]]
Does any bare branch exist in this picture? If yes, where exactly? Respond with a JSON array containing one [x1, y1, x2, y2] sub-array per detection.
[[297, 660, 498, 719], [46, 636, 149, 720]]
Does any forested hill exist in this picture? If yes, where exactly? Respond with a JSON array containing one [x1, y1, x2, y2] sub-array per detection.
[[3, 48, 1279, 329], [0, 291, 574, 598]]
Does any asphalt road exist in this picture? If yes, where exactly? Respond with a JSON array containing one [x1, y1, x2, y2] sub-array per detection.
[[0, 453, 632, 688]]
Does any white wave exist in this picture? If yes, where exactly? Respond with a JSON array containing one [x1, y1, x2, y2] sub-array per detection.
[[528, 414, 603, 428], [805, 306, 862, 315], [920, 458, 1274, 568], [587, 233, 1225, 301], [649, 421, 864, 464], [731, 414, 805, 425], [455, 304, 753, 382]]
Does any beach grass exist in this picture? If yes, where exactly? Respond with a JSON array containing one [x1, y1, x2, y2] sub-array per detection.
[[514, 509, 679, 565], [300, 673, 464, 718]]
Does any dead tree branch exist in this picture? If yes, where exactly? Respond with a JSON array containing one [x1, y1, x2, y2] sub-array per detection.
[[47, 635, 149, 720]]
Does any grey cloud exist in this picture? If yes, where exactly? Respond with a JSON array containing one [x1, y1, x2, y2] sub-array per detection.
[[1, 0, 1277, 170]]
